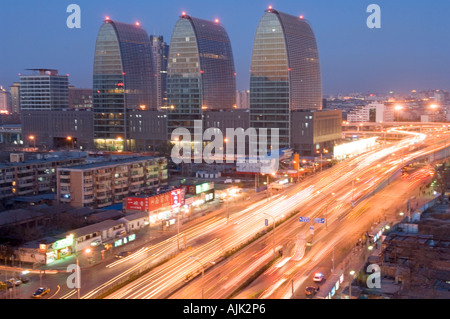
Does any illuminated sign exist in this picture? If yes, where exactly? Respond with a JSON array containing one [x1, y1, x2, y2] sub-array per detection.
[[195, 182, 213, 194], [128, 234, 136, 242], [114, 239, 123, 247], [126, 197, 149, 211], [52, 237, 73, 251]]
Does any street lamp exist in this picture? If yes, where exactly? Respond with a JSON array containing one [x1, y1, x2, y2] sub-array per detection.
[[394, 105, 403, 122], [263, 212, 278, 255], [430, 104, 439, 122], [67, 136, 74, 149], [29, 135, 36, 148], [349, 270, 356, 299], [189, 256, 206, 299], [351, 178, 360, 205], [316, 191, 335, 229]]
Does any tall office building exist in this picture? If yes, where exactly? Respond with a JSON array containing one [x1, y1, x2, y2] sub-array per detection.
[[19, 69, 69, 111], [93, 18, 156, 151], [0, 87, 10, 113], [236, 90, 250, 109], [9, 82, 20, 114], [250, 7, 322, 150], [167, 13, 236, 139], [150, 35, 169, 109]]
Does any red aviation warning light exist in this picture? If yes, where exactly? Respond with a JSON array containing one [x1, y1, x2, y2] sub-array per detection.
[[214, 18, 220, 24], [135, 21, 140, 26], [105, 16, 110, 21], [299, 15, 304, 19]]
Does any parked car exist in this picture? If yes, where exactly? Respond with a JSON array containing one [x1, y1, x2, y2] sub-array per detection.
[[32, 287, 50, 298], [305, 286, 320, 297], [90, 239, 102, 247], [18, 276, 30, 283], [115, 251, 131, 259], [8, 278, 22, 286], [313, 272, 325, 283]]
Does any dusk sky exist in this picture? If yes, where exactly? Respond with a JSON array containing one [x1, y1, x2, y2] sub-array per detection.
[[1, 0, 450, 95]]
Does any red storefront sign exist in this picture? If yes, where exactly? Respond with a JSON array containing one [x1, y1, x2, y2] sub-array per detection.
[[126, 189, 185, 212], [126, 197, 149, 211]]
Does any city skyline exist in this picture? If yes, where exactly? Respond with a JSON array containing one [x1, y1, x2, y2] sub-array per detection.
[[1, 0, 450, 95]]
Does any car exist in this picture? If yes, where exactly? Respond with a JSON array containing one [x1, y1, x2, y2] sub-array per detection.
[[115, 251, 131, 259], [18, 276, 30, 283], [313, 272, 325, 283], [32, 287, 50, 298], [305, 286, 320, 297], [90, 239, 102, 247], [8, 278, 22, 286], [0, 282, 8, 290]]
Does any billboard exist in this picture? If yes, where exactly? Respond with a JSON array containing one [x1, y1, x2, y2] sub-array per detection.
[[126, 197, 149, 211], [126, 189, 185, 212]]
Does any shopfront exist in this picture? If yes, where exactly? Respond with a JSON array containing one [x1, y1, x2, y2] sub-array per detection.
[[40, 236, 74, 265]]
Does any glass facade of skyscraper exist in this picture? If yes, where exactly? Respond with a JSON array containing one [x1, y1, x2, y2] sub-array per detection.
[[93, 20, 155, 151], [167, 14, 236, 139], [250, 8, 322, 150]]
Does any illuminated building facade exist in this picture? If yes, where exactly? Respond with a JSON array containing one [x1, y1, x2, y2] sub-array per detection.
[[250, 7, 322, 151], [93, 19, 156, 151], [167, 13, 236, 140]]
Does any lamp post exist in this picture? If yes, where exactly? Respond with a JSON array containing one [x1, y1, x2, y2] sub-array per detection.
[[67, 136, 74, 149], [430, 104, 439, 122], [74, 245, 91, 300], [351, 177, 360, 205], [317, 191, 335, 229], [29, 135, 36, 148], [263, 213, 277, 255], [349, 270, 356, 299], [394, 105, 403, 122], [189, 256, 205, 299]]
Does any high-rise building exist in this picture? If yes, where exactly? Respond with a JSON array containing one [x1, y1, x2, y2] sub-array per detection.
[[19, 69, 69, 111], [93, 18, 156, 151], [9, 82, 20, 114], [0, 86, 10, 113], [236, 90, 250, 109], [167, 13, 236, 139], [69, 87, 93, 110], [250, 7, 322, 150], [150, 35, 169, 109]]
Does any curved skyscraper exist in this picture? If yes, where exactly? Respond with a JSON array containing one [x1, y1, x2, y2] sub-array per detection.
[[250, 7, 322, 150], [93, 19, 155, 151], [167, 13, 236, 137]]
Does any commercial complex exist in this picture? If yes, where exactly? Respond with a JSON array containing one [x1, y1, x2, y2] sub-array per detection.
[[93, 19, 156, 151], [167, 13, 236, 140], [19, 69, 69, 111], [250, 7, 323, 151], [150, 35, 169, 109]]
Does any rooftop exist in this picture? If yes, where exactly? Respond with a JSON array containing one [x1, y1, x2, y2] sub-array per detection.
[[59, 156, 162, 171]]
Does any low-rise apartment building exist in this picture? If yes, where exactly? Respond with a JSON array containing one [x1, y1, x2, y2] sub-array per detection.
[[57, 156, 168, 209], [0, 152, 86, 203]]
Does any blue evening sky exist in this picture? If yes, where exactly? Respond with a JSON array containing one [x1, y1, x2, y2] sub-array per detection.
[[1, 0, 449, 94]]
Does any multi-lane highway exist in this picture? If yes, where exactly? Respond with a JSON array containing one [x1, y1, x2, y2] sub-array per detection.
[[103, 125, 450, 299]]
